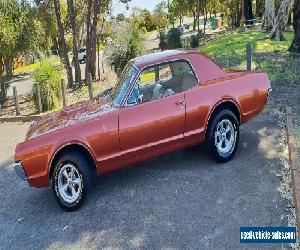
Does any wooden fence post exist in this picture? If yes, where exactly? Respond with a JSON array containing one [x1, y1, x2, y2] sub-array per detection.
[[0, 103, 2, 116], [87, 73, 93, 100], [102, 61, 105, 74], [61, 79, 67, 107], [36, 85, 42, 113], [13, 86, 20, 116], [246, 43, 252, 71], [117, 67, 121, 78]]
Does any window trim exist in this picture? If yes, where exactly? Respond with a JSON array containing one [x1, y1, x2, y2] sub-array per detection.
[[122, 58, 199, 108]]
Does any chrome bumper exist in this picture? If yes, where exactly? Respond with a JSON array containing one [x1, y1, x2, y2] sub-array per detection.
[[13, 161, 27, 181]]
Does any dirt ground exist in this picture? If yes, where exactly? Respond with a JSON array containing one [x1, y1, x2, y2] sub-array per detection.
[[268, 82, 300, 157]]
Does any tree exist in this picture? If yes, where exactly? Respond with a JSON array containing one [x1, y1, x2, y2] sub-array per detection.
[[53, 0, 73, 87], [116, 13, 125, 22], [268, 0, 294, 40], [256, 0, 265, 17], [244, 0, 254, 25], [104, 20, 145, 71], [262, 0, 275, 30], [289, 0, 300, 52], [67, 0, 82, 85], [0, 0, 38, 79], [85, 0, 110, 80], [152, 2, 169, 31]]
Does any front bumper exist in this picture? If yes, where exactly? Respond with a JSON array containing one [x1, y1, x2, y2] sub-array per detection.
[[13, 161, 27, 181]]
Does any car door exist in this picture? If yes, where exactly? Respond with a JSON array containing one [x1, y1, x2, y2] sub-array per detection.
[[119, 63, 186, 160]]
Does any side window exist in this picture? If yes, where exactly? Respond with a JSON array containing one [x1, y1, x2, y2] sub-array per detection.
[[126, 61, 197, 106], [168, 61, 197, 91], [126, 82, 139, 106], [159, 64, 172, 82], [140, 68, 156, 87]]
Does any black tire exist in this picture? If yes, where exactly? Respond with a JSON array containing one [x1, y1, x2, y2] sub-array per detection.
[[52, 151, 92, 212], [206, 109, 239, 163]]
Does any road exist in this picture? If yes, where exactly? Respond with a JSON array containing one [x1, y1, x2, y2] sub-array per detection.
[[0, 109, 295, 249]]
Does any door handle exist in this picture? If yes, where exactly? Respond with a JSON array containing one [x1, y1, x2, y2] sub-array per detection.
[[175, 100, 185, 105]]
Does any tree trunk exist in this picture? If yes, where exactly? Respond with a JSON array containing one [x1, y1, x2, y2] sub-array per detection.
[[268, 0, 294, 40], [86, 0, 101, 81], [4, 58, 13, 79], [256, 0, 264, 17], [53, 0, 73, 87], [203, 0, 208, 34], [67, 0, 82, 85], [241, 0, 246, 27], [196, 0, 200, 32], [193, 11, 196, 31], [0, 77, 8, 105], [262, 0, 275, 31], [245, 0, 254, 25], [85, 0, 92, 81], [289, 0, 300, 53]]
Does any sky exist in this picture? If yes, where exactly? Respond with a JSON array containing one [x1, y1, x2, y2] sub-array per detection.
[[111, 0, 164, 16]]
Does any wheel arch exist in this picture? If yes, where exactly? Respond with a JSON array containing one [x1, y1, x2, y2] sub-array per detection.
[[205, 99, 241, 136], [48, 142, 97, 180]]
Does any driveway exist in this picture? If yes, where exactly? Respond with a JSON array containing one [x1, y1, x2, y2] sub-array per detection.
[[6, 76, 34, 97], [0, 109, 295, 249]]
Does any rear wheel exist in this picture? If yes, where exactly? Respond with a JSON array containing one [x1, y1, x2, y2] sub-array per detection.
[[206, 109, 239, 162], [52, 151, 92, 211]]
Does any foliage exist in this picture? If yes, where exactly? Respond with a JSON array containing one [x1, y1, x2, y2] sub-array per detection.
[[166, 28, 182, 49], [116, 13, 126, 22], [32, 59, 63, 111], [0, 0, 40, 77], [190, 34, 200, 48], [159, 30, 167, 50], [104, 21, 146, 72]]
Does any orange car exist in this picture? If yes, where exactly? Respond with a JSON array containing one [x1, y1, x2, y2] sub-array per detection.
[[13, 50, 271, 211]]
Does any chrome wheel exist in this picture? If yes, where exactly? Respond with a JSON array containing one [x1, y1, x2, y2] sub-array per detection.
[[58, 164, 82, 204], [214, 119, 235, 154]]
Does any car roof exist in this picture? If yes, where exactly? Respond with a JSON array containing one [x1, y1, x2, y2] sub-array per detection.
[[131, 49, 204, 69]]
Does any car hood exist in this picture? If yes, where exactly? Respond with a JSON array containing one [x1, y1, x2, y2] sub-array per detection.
[[26, 97, 116, 140]]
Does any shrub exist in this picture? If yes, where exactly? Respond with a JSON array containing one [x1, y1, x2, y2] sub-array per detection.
[[32, 59, 62, 112], [190, 35, 199, 48], [159, 30, 167, 50], [166, 28, 182, 49], [104, 21, 146, 72]]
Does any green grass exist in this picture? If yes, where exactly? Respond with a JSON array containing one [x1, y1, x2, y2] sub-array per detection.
[[14, 62, 40, 74], [201, 28, 298, 82], [141, 72, 155, 83]]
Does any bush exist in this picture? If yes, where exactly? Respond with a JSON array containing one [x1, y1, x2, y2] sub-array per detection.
[[159, 30, 167, 50], [32, 59, 62, 112], [104, 21, 146, 72], [190, 35, 199, 48], [166, 28, 182, 49]]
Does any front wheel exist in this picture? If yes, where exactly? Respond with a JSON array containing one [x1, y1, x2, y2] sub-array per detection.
[[52, 151, 92, 211], [206, 109, 239, 163]]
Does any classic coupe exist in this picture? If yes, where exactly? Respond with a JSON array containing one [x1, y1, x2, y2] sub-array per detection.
[[13, 50, 271, 211]]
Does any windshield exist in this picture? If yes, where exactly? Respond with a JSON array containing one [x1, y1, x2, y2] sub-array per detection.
[[111, 64, 138, 107]]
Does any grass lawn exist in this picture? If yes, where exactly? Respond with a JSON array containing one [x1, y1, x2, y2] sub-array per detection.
[[14, 62, 40, 74], [201, 28, 298, 82]]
